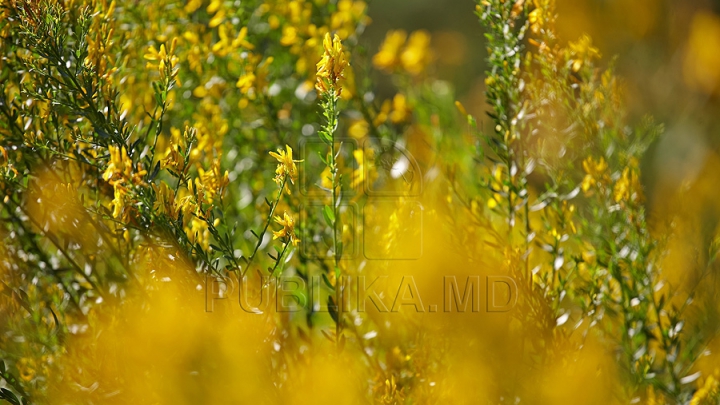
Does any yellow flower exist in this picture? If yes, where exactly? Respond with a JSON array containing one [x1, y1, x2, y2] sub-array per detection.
[[236, 72, 256, 94], [17, 358, 36, 382], [103, 146, 147, 191], [143, 40, 181, 85], [400, 30, 433, 75], [280, 26, 299, 47], [351, 149, 365, 189], [235, 56, 273, 102], [320, 166, 333, 189], [209, 7, 226, 27], [185, 0, 202, 14], [691, 375, 720, 405], [568, 34, 601, 72], [273, 211, 301, 246], [187, 216, 218, 251], [153, 182, 192, 220], [144, 44, 168, 71], [454, 100, 468, 116], [613, 166, 641, 203], [103, 145, 131, 182], [197, 159, 230, 203], [528, 0, 546, 34], [330, 0, 369, 40], [373, 30, 407, 72], [581, 156, 608, 194], [389, 93, 411, 124], [110, 184, 129, 220], [487, 194, 500, 209], [348, 119, 369, 139], [232, 27, 254, 49], [316, 33, 348, 95], [161, 127, 190, 174], [213, 24, 254, 56], [269, 144, 303, 186]]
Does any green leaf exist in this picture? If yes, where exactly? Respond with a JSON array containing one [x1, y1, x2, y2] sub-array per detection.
[[320, 329, 335, 342], [49, 307, 61, 332], [0, 389, 20, 405], [319, 130, 332, 144], [322, 205, 335, 227], [322, 273, 335, 291], [328, 295, 339, 324]]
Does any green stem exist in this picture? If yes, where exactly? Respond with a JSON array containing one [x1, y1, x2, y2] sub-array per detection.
[[269, 241, 291, 278], [326, 88, 343, 346], [242, 174, 288, 278]]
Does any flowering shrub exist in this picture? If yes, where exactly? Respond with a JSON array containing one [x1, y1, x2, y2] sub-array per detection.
[[1, 0, 719, 404]]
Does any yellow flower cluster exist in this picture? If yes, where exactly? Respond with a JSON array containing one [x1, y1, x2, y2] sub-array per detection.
[[613, 164, 642, 204], [236, 55, 274, 108], [316, 33, 349, 96], [273, 211, 301, 246], [17, 357, 36, 382], [153, 182, 192, 220], [567, 34, 601, 72], [375, 93, 412, 125], [580, 156, 608, 195], [206, 0, 229, 27], [144, 38, 181, 85], [190, 99, 229, 161], [373, 30, 434, 76], [269, 145, 303, 189], [487, 165, 508, 209], [691, 375, 720, 405], [84, 0, 117, 90], [528, 0, 553, 34], [196, 158, 230, 204], [160, 127, 191, 175], [213, 25, 254, 57], [581, 155, 641, 204], [102, 146, 147, 220], [269, 0, 368, 82]]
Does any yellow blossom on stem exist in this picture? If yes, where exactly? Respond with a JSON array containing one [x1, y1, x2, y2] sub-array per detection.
[[269, 145, 303, 186], [103, 146, 133, 183], [316, 33, 348, 95], [581, 156, 608, 194], [691, 375, 720, 405], [102, 145, 147, 222], [273, 211, 301, 246], [613, 166, 642, 204], [143, 39, 181, 85], [528, 0, 548, 34], [153, 182, 192, 220], [197, 159, 230, 203], [568, 34, 601, 72]]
